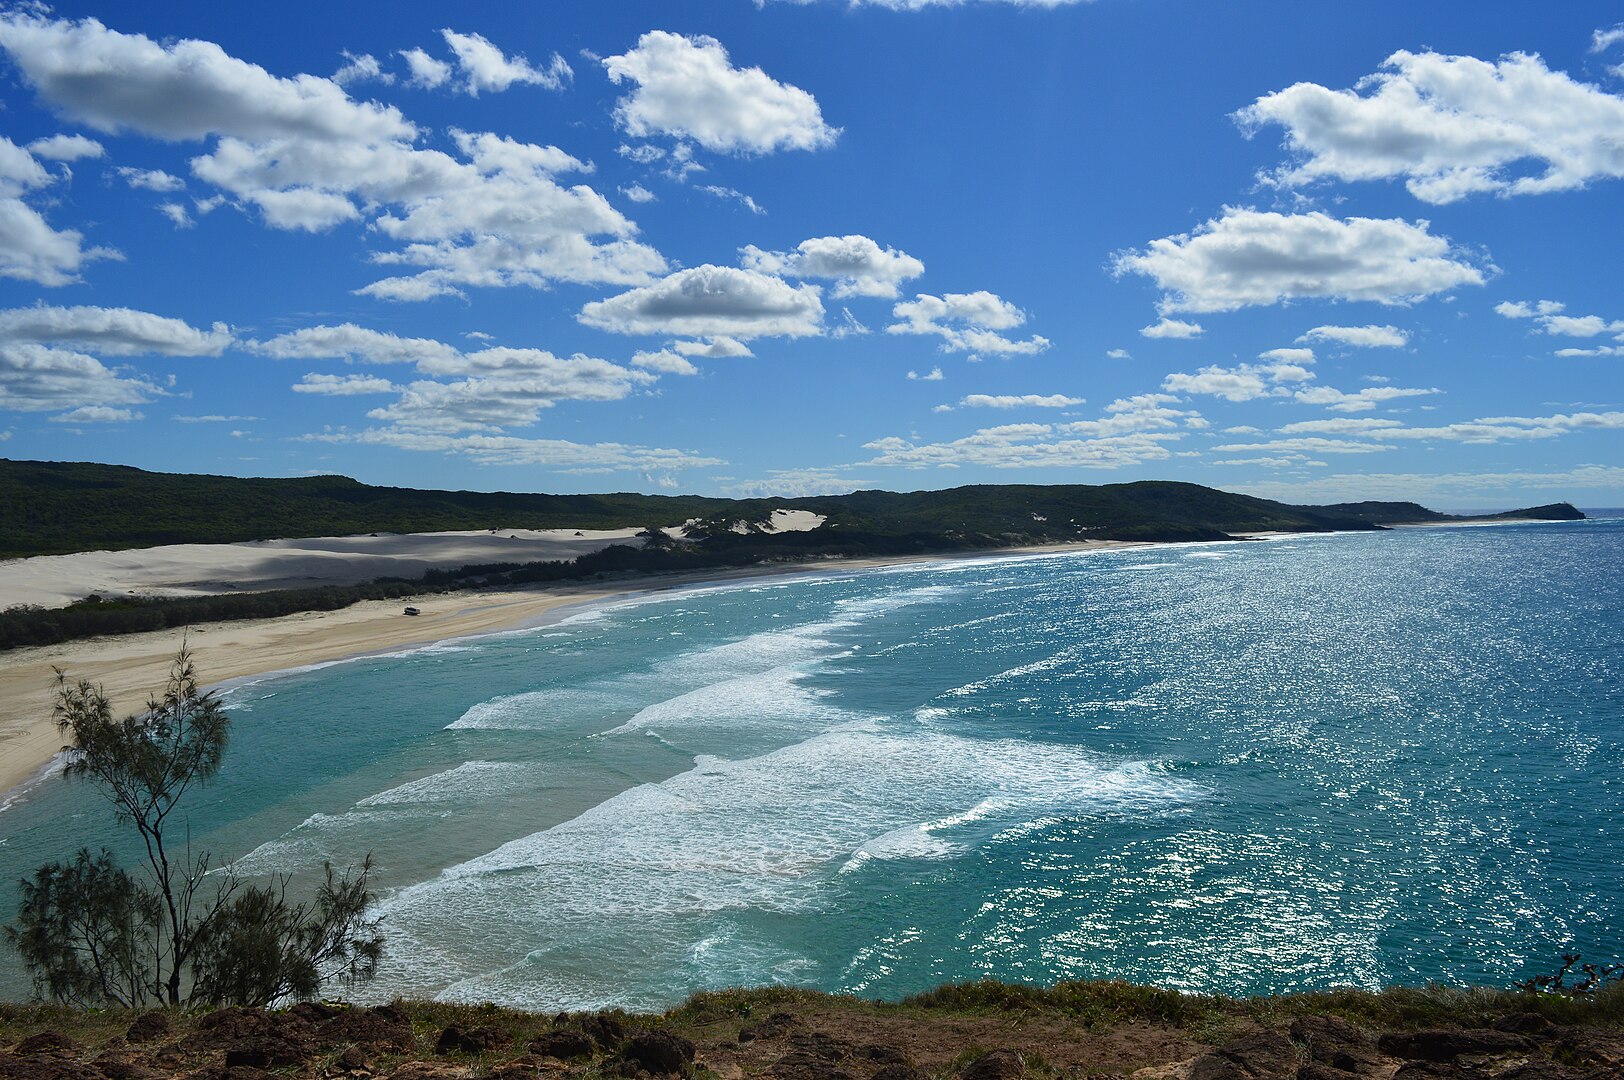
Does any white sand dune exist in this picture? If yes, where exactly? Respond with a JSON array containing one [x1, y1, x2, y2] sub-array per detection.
[[0, 528, 647, 610]]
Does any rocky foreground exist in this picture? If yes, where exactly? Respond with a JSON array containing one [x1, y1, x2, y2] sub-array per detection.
[[2, 982, 1622, 1080]]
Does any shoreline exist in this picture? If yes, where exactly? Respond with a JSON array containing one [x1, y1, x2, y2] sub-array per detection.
[[0, 538, 1150, 800]]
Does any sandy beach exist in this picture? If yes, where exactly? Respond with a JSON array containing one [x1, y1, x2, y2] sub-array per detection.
[[0, 537, 1144, 800]]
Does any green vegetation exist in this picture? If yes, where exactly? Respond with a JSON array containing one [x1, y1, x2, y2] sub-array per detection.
[[3, 650, 382, 1007]]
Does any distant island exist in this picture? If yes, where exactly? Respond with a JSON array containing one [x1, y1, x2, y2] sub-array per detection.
[[0, 458, 1583, 650]]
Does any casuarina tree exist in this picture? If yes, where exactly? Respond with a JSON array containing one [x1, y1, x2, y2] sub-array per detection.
[[4, 646, 383, 1006]]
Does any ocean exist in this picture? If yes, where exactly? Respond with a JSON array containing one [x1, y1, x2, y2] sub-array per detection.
[[1, 519, 1620, 1009]]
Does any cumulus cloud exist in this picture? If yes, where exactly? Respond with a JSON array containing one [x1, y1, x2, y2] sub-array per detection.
[[0, 135, 119, 285], [1594, 25, 1624, 53], [49, 405, 141, 423], [1495, 299, 1565, 319], [251, 324, 462, 365], [1236, 50, 1624, 203], [603, 31, 838, 154], [1236, 464, 1624, 505], [1139, 317, 1203, 339], [440, 29, 571, 95], [307, 427, 723, 473], [907, 367, 944, 381], [719, 469, 868, 499], [579, 265, 825, 340], [400, 47, 451, 89], [1258, 347, 1315, 365], [961, 393, 1084, 408], [1291, 384, 1439, 412], [0, 342, 163, 415], [26, 133, 104, 161], [0, 304, 232, 355], [697, 184, 766, 214], [292, 373, 398, 395], [630, 350, 700, 376], [333, 52, 392, 87], [117, 166, 185, 192], [1296, 324, 1409, 348], [620, 183, 656, 203], [888, 291, 1049, 354], [0, 13, 414, 142], [0, 14, 663, 299], [671, 336, 754, 358], [741, 235, 924, 298], [1114, 208, 1486, 313], [1495, 299, 1624, 354]]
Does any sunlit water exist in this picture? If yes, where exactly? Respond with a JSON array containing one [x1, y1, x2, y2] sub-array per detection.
[[2, 520, 1620, 1009]]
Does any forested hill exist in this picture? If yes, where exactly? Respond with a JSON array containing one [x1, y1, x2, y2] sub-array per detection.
[[0, 458, 1585, 559]]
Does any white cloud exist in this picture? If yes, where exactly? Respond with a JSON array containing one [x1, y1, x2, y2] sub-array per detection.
[[1163, 365, 1272, 402], [173, 414, 258, 423], [1106, 348, 1131, 359], [1297, 324, 1409, 348], [251, 324, 462, 365], [440, 29, 571, 96], [1258, 347, 1315, 365], [1594, 25, 1624, 53], [49, 405, 141, 423], [620, 183, 656, 203], [697, 184, 766, 214], [719, 469, 868, 499], [1237, 50, 1624, 203], [907, 367, 944, 381], [0, 15, 663, 299], [1278, 417, 1404, 435], [1234, 464, 1624, 505], [400, 47, 451, 89], [117, 166, 185, 192], [961, 393, 1083, 408], [863, 418, 1180, 471], [630, 349, 700, 376], [671, 336, 754, 358], [26, 133, 104, 161], [0, 342, 162, 414], [1215, 436, 1394, 455], [292, 373, 398, 395], [579, 265, 825, 340], [0, 13, 414, 143], [1113, 208, 1485, 313], [1539, 314, 1624, 338], [365, 352, 655, 433], [158, 202, 192, 228], [888, 291, 1049, 354], [741, 235, 924, 298], [1292, 384, 1439, 412], [0, 304, 232, 355], [333, 51, 392, 87], [0, 136, 119, 285], [308, 427, 723, 473], [1495, 299, 1565, 319], [1554, 346, 1624, 358], [603, 31, 838, 154], [1139, 317, 1203, 339]]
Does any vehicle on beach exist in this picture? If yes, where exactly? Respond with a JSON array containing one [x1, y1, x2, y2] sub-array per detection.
[[402, 606, 421, 616]]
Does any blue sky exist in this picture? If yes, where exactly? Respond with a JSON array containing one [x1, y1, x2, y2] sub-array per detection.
[[1, 0, 1621, 508]]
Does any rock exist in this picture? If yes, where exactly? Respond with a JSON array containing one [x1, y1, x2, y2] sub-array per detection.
[[1492, 1013, 1554, 1036], [737, 1014, 797, 1043], [787, 1033, 852, 1063], [186, 1008, 314, 1056], [488, 1064, 541, 1080], [91, 1055, 160, 1080], [1189, 1031, 1298, 1080], [528, 1032, 595, 1061], [291, 1003, 346, 1024], [333, 1046, 374, 1075], [223, 1034, 313, 1070], [957, 1050, 1026, 1080], [870, 1067, 924, 1080], [623, 1030, 695, 1076], [317, 1010, 416, 1053], [1546, 1027, 1624, 1068], [386, 1064, 472, 1080], [0, 1052, 103, 1080], [1288, 1016, 1382, 1076], [1377, 1029, 1533, 1063], [434, 1025, 505, 1056], [125, 1015, 170, 1046], [580, 1016, 627, 1051], [860, 1046, 911, 1066], [13, 1035, 76, 1057], [767, 1056, 855, 1080]]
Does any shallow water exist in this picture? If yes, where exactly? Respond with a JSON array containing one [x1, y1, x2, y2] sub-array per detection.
[[2, 520, 1620, 1009]]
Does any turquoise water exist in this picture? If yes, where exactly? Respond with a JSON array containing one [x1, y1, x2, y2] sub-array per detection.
[[2, 520, 1620, 1008]]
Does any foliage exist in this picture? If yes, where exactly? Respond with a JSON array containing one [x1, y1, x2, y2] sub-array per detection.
[[3, 649, 382, 1007]]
